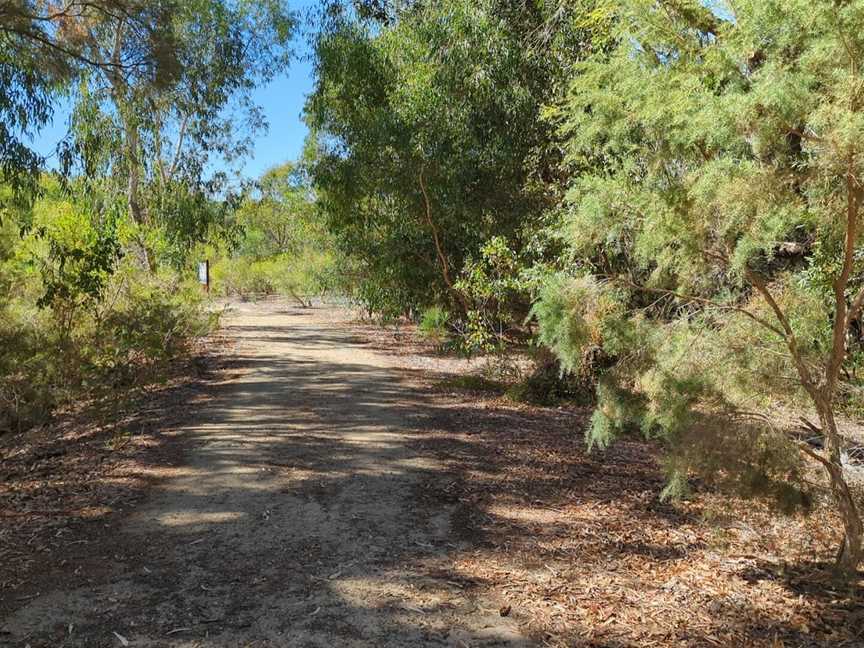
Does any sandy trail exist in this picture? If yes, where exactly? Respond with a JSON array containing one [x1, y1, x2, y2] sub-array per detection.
[[3, 302, 526, 647]]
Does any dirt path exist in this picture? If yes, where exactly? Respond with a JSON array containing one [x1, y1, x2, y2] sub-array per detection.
[[2, 302, 525, 647]]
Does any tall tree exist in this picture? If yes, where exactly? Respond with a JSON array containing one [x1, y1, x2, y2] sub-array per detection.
[[237, 162, 319, 259], [306, 0, 587, 316], [59, 0, 294, 269], [539, 0, 864, 572]]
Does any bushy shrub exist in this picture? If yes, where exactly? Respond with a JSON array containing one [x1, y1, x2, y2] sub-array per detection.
[[454, 237, 535, 355], [530, 274, 627, 377], [212, 256, 281, 298], [533, 273, 813, 507], [94, 269, 218, 386], [418, 306, 450, 347], [212, 250, 335, 307], [0, 260, 218, 435], [0, 309, 58, 433]]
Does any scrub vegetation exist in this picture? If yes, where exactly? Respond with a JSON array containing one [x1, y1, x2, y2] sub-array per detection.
[[307, 0, 864, 576], [5, 3, 864, 638]]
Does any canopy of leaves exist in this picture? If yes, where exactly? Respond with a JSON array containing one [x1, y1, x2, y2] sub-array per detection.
[[48, 0, 295, 272], [534, 0, 864, 507], [306, 0, 606, 315]]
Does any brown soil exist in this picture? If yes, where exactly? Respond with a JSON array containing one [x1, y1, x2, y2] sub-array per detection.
[[1, 301, 863, 647]]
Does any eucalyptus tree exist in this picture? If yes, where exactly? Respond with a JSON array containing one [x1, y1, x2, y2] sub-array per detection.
[[306, 0, 591, 316], [537, 0, 864, 572], [236, 162, 320, 259], [0, 1, 142, 206], [59, 0, 294, 270]]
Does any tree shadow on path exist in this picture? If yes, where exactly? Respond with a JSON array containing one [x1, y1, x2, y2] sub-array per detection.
[[4, 304, 862, 647]]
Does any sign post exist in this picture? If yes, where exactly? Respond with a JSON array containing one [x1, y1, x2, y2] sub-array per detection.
[[198, 260, 210, 294]]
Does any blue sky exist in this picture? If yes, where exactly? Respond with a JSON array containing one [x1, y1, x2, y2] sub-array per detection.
[[28, 2, 318, 182], [241, 53, 316, 178]]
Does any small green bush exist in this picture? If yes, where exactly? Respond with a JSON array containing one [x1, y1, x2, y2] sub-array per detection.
[[0, 316, 56, 433], [0, 265, 218, 435], [212, 250, 335, 307], [212, 256, 279, 298], [418, 306, 450, 346], [94, 272, 218, 387]]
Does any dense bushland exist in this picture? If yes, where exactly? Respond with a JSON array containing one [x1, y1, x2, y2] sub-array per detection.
[[8, 0, 864, 576], [306, 0, 864, 573], [537, 0, 864, 572], [211, 162, 340, 304], [306, 0, 602, 320], [0, 0, 295, 432], [0, 182, 217, 434]]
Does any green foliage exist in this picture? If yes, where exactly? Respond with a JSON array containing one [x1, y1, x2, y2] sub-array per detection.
[[530, 0, 864, 513], [454, 237, 533, 354], [0, 1, 99, 204], [418, 306, 450, 347], [53, 0, 296, 272], [36, 211, 122, 311], [531, 275, 627, 376], [214, 256, 280, 298], [0, 44, 55, 204], [212, 162, 339, 306], [307, 1, 599, 316], [0, 182, 217, 434], [213, 252, 334, 306], [0, 265, 216, 435], [0, 2, 293, 444], [96, 270, 217, 381], [235, 163, 316, 258]]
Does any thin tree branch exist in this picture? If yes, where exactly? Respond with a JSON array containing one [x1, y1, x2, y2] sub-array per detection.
[[745, 269, 819, 392], [799, 441, 833, 469], [418, 165, 469, 312], [610, 276, 787, 339], [166, 112, 191, 182]]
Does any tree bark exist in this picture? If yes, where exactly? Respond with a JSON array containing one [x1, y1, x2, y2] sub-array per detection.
[[418, 167, 471, 314], [819, 166, 864, 574], [748, 272, 863, 574], [122, 115, 156, 273], [101, 17, 157, 273], [811, 396, 864, 573]]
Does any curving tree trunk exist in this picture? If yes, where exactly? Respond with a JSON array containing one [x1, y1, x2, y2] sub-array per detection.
[[806, 396, 864, 573], [418, 167, 471, 314]]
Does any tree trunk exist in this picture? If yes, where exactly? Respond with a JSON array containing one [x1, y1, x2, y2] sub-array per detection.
[[819, 171, 864, 574], [136, 235, 156, 274], [749, 205, 863, 574], [418, 168, 471, 314], [102, 20, 157, 275], [812, 395, 864, 574], [124, 124, 158, 274]]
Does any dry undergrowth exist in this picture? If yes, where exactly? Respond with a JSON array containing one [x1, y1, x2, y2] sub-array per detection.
[[358, 318, 864, 647], [0, 336, 232, 612]]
